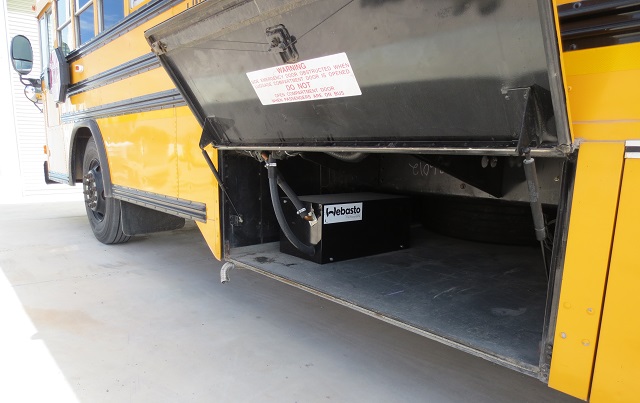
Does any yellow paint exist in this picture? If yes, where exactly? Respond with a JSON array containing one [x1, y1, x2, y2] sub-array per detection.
[[563, 42, 640, 77], [590, 158, 640, 403], [572, 122, 640, 142], [70, 68, 174, 109], [548, 142, 624, 400], [98, 109, 178, 196], [35, 0, 52, 17], [123, 0, 132, 17], [566, 69, 640, 133], [129, 0, 151, 15], [176, 107, 222, 260], [561, 42, 640, 142]]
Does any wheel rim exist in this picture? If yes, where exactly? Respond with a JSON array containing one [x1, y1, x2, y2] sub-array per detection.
[[83, 158, 106, 222]]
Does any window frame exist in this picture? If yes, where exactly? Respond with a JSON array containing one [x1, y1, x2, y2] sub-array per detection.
[[56, 0, 74, 53], [75, 0, 96, 46], [52, 0, 130, 54], [39, 8, 54, 71]]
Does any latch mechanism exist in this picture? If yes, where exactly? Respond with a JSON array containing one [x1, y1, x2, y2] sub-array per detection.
[[267, 24, 299, 64]]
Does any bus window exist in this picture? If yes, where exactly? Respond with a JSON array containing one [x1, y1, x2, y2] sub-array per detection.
[[76, 0, 95, 45], [56, 0, 73, 55], [102, 0, 125, 31], [39, 9, 54, 71]]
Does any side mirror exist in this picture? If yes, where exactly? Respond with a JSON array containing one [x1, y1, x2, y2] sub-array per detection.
[[10, 35, 34, 75]]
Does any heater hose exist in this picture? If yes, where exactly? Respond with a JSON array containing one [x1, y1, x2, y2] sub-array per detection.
[[267, 155, 315, 256]]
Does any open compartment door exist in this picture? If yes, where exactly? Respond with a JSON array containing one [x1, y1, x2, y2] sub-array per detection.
[[145, 0, 571, 154]]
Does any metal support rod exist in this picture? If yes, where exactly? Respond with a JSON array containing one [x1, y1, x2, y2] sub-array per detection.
[[523, 151, 547, 242], [523, 149, 549, 278], [201, 148, 242, 222]]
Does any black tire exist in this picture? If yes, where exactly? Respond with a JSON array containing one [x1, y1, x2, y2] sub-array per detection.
[[421, 196, 554, 246], [82, 138, 130, 244]]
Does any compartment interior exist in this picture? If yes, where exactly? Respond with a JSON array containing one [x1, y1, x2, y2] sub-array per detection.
[[221, 151, 569, 376]]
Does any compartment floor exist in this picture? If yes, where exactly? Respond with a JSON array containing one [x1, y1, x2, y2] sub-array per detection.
[[229, 230, 548, 369]]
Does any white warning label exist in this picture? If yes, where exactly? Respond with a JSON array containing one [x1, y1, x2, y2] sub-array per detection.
[[246, 52, 362, 106]]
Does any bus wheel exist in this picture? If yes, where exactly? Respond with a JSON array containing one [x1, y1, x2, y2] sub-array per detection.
[[82, 138, 130, 244]]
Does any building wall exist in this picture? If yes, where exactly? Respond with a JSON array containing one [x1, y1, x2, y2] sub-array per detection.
[[1, 0, 80, 202]]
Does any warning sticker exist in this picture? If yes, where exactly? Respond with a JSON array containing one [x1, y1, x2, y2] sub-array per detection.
[[246, 52, 362, 106]]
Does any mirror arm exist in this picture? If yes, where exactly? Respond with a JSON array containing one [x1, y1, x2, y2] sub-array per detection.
[[18, 76, 43, 113], [24, 87, 43, 113], [19, 76, 41, 88]]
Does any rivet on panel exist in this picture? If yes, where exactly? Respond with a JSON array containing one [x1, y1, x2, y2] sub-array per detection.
[[582, 339, 590, 347], [561, 332, 567, 339], [587, 308, 593, 314], [563, 302, 572, 309]]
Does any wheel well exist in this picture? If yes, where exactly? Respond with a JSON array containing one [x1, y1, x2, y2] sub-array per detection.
[[72, 128, 92, 183]]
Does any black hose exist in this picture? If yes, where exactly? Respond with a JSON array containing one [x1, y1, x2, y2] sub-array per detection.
[[276, 173, 307, 219], [267, 155, 315, 256]]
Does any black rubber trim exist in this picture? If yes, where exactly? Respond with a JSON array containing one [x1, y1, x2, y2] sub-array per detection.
[[559, 0, 640, 51], [112, 184, 207, 222], [43, 161, 57, 184], [67, 53, 160, 97], [61, 89, 186, 124], [67, 0, 183, 62], [69, 120, 113, 197], [625, 145, 640, 153]]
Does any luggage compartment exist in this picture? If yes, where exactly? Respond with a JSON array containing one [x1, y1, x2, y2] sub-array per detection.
[[221, 151, 572, 378]]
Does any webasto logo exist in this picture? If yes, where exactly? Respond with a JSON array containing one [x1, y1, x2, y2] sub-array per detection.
[[323, 202, 363, 224], [325, 205, 361, 217]]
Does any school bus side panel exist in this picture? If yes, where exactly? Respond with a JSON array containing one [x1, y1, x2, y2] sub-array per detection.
[[176, 106, 222, 260], [562, 42, 640, 142], [590, 156, 640, 402], [548, 143, 624, 400], [98, 109, 178, 196], [548, 17, 640, 398]]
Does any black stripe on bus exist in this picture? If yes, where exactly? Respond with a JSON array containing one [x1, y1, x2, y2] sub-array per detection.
[[112, 184, 207, 222], [625, 146, 640, 153], [559, 0, 640, 51], [67, 53, 160, 97], [68, 0, 183, 62], [61, 89, 186, 124]]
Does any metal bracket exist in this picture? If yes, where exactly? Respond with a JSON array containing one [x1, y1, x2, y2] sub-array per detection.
[[503, 85, 555, 154], [267, 24, 299, 64], [150, 41, 168, 55], [229, 215, 244, 227]]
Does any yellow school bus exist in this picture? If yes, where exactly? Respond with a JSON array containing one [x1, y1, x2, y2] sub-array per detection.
[[10, 0, 640, 400]]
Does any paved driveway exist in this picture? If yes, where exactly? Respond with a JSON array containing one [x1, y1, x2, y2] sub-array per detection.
[[0, 202, 578, 402]]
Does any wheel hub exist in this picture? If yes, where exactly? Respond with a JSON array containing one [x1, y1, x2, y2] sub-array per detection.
[[83, 171, 98, 210], [83, 164, 105, 216]]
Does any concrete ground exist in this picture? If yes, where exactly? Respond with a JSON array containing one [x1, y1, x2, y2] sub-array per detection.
[[0, 202, 579, 403]]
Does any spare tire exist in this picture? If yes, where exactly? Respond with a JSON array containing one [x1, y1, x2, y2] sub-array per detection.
[[421, 196, 553, 246]]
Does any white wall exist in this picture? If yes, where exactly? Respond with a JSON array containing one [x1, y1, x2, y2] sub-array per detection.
[[1, 0, 80, 203]]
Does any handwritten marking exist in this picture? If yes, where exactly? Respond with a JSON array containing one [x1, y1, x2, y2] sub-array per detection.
[[409, 162, 444, 177]]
